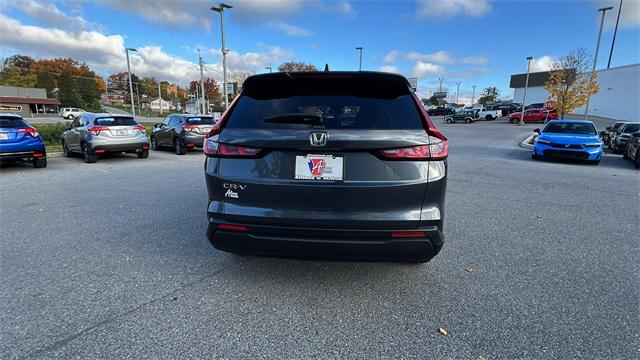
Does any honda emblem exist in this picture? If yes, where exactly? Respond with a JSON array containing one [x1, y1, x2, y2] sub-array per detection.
[[310, 132, 328, 146]]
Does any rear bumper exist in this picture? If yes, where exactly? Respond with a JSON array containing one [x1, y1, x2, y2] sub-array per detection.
[[0, 149, 46, 162], [90, 142, 149, 153], [534, 144, 602, 161], [181, 133, 205, 146], [206, 221, 444, 262]]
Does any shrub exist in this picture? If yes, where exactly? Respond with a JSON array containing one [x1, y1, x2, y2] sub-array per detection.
[[33, 122, 66, 147]]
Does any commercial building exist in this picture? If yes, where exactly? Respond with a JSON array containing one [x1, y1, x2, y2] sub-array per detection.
[[0, 85, 60, 118], [510, 63, 639, 121]]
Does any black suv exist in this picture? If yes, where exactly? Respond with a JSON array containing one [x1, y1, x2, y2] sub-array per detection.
[[151, 114, 217, 155], [427, 107, 455, 116], [203, 72, 448, 263]]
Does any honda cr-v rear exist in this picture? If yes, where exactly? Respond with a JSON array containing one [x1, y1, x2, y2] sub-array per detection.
[[203, 72, 448, 262]]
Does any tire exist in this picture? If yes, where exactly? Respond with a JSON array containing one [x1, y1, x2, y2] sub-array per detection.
[[485, 115, 493, 121], [138, 149, 149, 158], [532, 154, 540, 160], [67, 114, 74, 120], [634, 151, 640, 169], [174, 138, 187, 155], [62, 140, 72, 158], [82, 143, 97, 163], [623, 151, 630, 160], [33, 157, 47, 168], [589, 159, 600, 165], [150, 136, 159, 151], [445, 118, 453, 124], [465, 118, 471, 124]]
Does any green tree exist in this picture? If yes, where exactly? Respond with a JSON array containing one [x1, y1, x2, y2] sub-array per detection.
[[140, 77, 159, 98], [478, 86, 499, 105], [0, 67, 37, 87], [35, 71, 55, 98], [57, 72, 83, 107], [277, 61, 318, 72]]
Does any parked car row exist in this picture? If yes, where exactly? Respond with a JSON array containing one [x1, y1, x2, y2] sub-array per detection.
[[509, 108, 558, 123], [0, 112, 217, 167], [601, 121, 640, 153]]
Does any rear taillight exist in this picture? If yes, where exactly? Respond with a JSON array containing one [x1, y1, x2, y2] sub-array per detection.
[[182, 124, 198, 132], [379, 141, 448, 161], [134, 125, 146, 133], [88, 126, 109, 136], [217, 144, 262, 157], [18, 127, 39, 137], [412, 93, 447, 142]]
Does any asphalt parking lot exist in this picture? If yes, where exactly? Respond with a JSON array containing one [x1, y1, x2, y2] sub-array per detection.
[[1, 118, 638, 359]]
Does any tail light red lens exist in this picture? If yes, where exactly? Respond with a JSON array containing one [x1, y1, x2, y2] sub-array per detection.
[[18, 127, 39, 137], [379, 141, 448, 160], [391, 231, 426, 238], [217, 144, 262, 157], [88, 126, 109, 136], [217, 224, 248, 232], [182, 124, 199, 132], [134, 125, 146, 133]]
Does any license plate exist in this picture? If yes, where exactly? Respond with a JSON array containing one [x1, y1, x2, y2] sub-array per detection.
[[117, 129, 128, 136], [0, 133, 7, 140], [295, 154, 343, 181]]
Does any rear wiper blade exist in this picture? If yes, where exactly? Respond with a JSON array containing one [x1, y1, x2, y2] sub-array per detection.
[[263, 114, 323, 125]]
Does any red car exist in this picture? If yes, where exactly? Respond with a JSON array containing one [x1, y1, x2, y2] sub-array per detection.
[[509, 108, 558, 123]]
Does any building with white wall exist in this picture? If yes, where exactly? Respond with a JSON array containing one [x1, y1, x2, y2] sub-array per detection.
[[149, 98, 171, 112], [510, 63, 639, 121]]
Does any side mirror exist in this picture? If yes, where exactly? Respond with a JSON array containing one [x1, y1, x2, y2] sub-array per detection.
[[533, 128, 541, 134], [599, 130, 608, 136], [153, 123, 160, 128]]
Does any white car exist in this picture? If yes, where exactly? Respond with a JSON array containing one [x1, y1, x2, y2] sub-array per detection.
[[61, 108, 86, 119], [473, 105, 502, 121]]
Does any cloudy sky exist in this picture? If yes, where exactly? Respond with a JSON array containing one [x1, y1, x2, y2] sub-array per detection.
[[0, 0, 638, 102]]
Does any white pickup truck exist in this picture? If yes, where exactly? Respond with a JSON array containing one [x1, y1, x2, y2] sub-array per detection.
[[472, 105, 503, 121]]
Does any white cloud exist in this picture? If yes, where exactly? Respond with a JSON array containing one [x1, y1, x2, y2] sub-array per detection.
[[268, 21, 313, 37], [599, 0, 640, 28], [336, 0, 356, 17], [529, 55, 557, 72], [411, 61, 446, 78], [0, 13, 293, 85], [383, 50, 401, 63], [415, 0, 491, 19], [98, 0, 212, 29], [461, 56, 489, 65], [406, 50, 453, 64], [0, 0, 91, 31], [380, 65, 400, 73]]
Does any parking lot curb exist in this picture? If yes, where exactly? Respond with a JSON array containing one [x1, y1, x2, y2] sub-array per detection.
[[519, 133, 536, 150], [47, 152, 64, 158]]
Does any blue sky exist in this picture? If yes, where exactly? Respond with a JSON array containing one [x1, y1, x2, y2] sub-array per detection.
[[1, 0, 638, 103]]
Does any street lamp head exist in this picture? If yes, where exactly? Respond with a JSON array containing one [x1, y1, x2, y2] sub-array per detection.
[[211, 5, 222, 12], [526, 56, 533, 60], [355, 47, 363, 50], [220, 3, 233, 9], [126, 48, 138, 52], [598, 6, 614, 11]]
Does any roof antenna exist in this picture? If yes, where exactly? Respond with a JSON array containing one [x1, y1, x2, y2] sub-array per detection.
[[324, 63, 330, 72]]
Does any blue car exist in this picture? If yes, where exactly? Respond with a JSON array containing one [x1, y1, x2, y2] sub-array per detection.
[[532, 120, 603, 165], [0, 113, 47, 168]]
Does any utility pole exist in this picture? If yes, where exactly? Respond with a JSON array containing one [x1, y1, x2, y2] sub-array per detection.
[[519, 56, 533, 126], [198, 49, 206, 114], [211, 3, 233, 110], [607, 0, 623, 69], [455, 81, 461, 104], [438, 77, 444, 107], [125, 47, 138, 117], [585, 6, 613, 120], [104, 78, 109, 108], [471, 85, 476, 105], [356, 47, 363, 71], [158, 81, 162, 115]]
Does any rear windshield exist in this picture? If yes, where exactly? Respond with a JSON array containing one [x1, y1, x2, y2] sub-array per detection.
[[186, 117, 215, 125], [622, 124, 640, 133], [0, 117, 27, 128], [543, 122, 597, 135], [94, 117, 137, 126], [227, 76, 422, 130]]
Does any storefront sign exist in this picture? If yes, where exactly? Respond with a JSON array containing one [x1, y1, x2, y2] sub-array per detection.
[[0, 104, 22, 111]]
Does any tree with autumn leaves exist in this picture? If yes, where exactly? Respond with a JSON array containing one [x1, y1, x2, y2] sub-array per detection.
[[544, 48, 600, 119]]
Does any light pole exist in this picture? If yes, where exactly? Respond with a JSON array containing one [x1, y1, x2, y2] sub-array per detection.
[[158, 81, 163, 115], [135, 82, 141, 116], [519, 56, 533, 126], [584, 6, 613, 120], [211, 3, 233, 110], [471, 85, 476, 105], [125, 47, 137, 117], [355, 47, 363, 71], [607, 0, 623, 69], [455, 81, 461, 104], [265, 66, 272, 73]]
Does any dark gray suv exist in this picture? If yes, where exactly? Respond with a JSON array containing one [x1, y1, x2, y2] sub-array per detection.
[[203, 72, 448, 262]]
